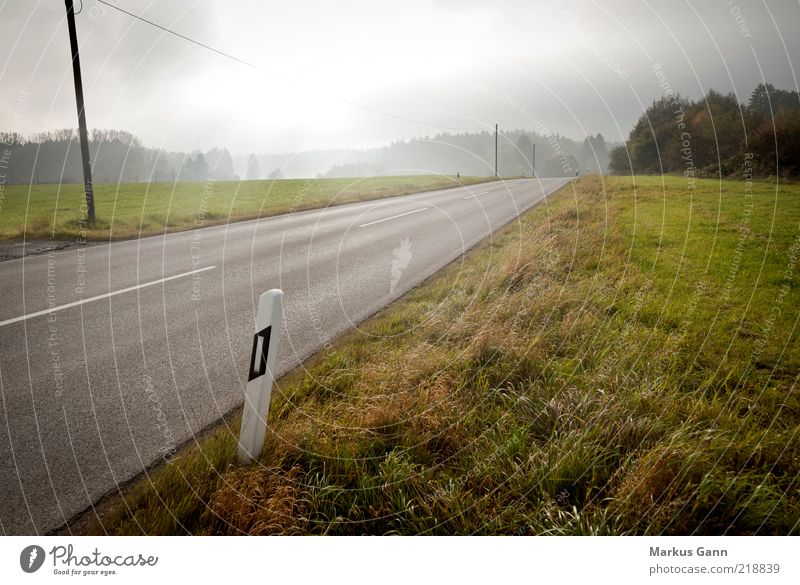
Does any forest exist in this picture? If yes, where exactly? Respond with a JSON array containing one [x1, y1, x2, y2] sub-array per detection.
[[0, 129, 237, 184], [322, 130, 609, 179], [608, 83, 800, 178], [7, 83, 794, 184], [0, 127, 609, 184]]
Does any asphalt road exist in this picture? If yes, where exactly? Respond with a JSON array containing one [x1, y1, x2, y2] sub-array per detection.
[[0, 177, 569, 534]]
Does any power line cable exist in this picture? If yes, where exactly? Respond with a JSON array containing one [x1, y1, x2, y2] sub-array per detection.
[[95, 0, 486, 132]]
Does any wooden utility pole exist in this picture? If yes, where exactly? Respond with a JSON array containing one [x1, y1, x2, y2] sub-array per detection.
[[494, 123, 498, 177], [65, 0, 96, 224], [532, 143, 536, 177]]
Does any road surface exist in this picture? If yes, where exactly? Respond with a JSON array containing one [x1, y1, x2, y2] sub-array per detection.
[[0, 177, 569, 534]]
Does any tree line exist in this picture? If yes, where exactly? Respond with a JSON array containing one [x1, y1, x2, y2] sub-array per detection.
[[6, 83, 796, 184], [0, 127, 614, 185], [0, 129, 237, 184], [323, 130, 610, 179], [608, 83, 800, 178]]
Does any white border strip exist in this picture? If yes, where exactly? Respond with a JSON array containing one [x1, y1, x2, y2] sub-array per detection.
[[0, 266, 216, 328], [464, 191, 491, 199], [358, 207, 426, 228]]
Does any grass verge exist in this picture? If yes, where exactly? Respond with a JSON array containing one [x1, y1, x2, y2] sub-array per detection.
[[0, 175, 496, 241], [79, 175, 800, 535]]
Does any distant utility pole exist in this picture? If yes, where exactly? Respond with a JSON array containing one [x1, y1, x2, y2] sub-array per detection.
[[532, 143, 536, 177], [65, 0, 96, 224], [494, 123, 498, 177]]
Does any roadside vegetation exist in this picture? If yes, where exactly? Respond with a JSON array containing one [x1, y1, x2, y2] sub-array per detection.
[[0, 175, 495, 241], [80, 174, 800, 535]]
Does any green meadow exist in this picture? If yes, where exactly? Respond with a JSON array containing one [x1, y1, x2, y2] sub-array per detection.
[[0, 175, 494, 241]]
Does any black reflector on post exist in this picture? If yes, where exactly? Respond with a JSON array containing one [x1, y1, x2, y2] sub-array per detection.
[[247, 325, 272, 382]]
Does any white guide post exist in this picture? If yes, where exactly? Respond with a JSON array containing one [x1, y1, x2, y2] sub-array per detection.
[[237, 289, 284, 464]]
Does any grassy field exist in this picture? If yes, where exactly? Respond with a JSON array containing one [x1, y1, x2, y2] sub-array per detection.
[[79, 174, 800, 535], [0, 175, 495, 241]]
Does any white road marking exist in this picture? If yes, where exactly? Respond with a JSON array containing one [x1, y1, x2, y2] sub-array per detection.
[[0, 266, 217, 328], [464, 191, 492, 199], [358, 207, 427, 228]]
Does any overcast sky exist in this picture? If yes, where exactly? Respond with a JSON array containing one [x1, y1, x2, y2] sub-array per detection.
[[1, 0, 798, 154]]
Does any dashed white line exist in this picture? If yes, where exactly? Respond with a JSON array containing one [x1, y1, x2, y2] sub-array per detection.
[[0, 266, 217, 328], [358, 207, 427, 228], [464, 191, 492, 199]]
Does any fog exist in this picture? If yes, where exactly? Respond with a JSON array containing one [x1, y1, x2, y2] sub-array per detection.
[[1, 0, 798, 155]]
